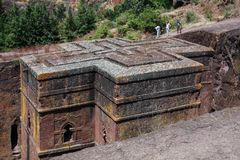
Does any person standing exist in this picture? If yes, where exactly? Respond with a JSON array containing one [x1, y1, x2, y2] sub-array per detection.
[[166, 21, 171, 36], [155, 25, 161, 39], [176, 19, 182, 34]]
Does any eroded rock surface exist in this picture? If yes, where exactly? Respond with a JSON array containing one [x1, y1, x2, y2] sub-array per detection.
[[51, 107, 240, 160], [176, 17, 240, 110]]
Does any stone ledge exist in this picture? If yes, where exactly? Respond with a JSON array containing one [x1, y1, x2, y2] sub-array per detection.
[[96, 101, 201, 123], [38, 142, 95, 158], [95, 85, 201, 105]]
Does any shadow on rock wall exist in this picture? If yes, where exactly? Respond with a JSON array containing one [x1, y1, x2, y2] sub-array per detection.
[[212, 30, 240, 110]]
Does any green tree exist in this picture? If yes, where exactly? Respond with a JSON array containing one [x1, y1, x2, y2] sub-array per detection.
[[127, 8, 159, 32], [0, 0, 3, 15], [138, 8, 159, 32], [54, 3, 66, 21], [59, 8, 77, 41], [135, 0, 156, 14], [20, 1, 60, 46], [152, 0, 171, 9], [75, 0, 97, 36], [0, 0, 4, 32], [0, 0, 6, 51], [3, 4, 24, 48], [121, 0, 136, 11], [113, 0, 171, 16]]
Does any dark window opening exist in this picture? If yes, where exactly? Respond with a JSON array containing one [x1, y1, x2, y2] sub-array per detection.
[[11, 124, 18, 150], [27, 112, 31, 129], [63, 124, 73, 143]]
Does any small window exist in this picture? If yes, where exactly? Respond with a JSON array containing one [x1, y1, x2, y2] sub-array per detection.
[[27, 112, 31, 129], [63, 124, 73, 143]]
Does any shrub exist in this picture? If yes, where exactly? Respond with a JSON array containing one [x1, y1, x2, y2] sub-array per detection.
[[113, 4, 124, 17], [125, 30, 141, 40], [103, 9, 116, 20], [104, 20, 116, 28], [117, 26, 129, 37], [116, 12, 129, 25], [152, 0, 171, 9], [90, 21, 113, 39], [186, 11, 197, 23], [160, 15, 169, 25], [120, 0, 136, 12], [127, 18, 139, 30], [134, 0, 156, 14], [160, 15, 169, 27], [127, 8, 159, 32], [96, 24, 109, 39], [138, 8, 159, 32], [113, 0, 169, 16]]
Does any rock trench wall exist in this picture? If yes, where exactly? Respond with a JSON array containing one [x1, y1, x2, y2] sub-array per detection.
[[176, 18, 240, 110], [0, 60, 20, 160], [213, 30, 240, 110]]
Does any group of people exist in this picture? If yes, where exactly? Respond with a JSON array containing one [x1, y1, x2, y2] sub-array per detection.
[[155, 19, 182, 39]]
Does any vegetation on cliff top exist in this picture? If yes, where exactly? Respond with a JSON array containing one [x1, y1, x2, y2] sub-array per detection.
[[0, 0, 172, 51], [0, 0, 239, 51], [0, 0, 97, 51]]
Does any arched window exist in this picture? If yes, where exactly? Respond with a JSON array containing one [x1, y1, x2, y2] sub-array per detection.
[[63, 124, 74, 143]]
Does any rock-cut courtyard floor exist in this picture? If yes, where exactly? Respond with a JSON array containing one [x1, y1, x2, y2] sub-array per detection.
[[52, 107, 240, 160]]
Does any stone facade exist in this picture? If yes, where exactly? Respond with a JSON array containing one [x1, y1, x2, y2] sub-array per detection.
[[20, 38, 212, 159], [0, 45, 60, 160]]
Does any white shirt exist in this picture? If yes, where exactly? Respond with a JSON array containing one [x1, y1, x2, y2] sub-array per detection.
[[155, 26, 160, 31], [166, 23, 170, 29]]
